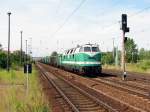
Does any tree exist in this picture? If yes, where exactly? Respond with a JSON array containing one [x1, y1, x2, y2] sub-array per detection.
[[0, 52, 7, 68], [0, 43, 29, 69], [125, 38, 138, 63], [102, 52, 114, 64], [51, 51, 58, 56], [139, 48, 150, 60], [11, 50, 27, 65], [0, 43, 2, 51]]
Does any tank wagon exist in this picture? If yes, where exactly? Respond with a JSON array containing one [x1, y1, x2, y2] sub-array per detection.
[[41, 43, 102, 74]]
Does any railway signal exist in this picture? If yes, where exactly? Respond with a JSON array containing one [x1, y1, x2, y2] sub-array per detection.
[[121, 14, 130, 32], [121, 14, 130, 80]]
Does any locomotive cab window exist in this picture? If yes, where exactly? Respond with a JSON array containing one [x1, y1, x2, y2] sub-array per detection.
[[92, 47, 99, 52], [84, 47, 91, 52], [79, 47, 84, 52]]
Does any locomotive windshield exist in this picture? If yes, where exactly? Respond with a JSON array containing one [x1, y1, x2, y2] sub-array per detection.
[[84, 47, 91, 52], [79, 46, 99, 52], [92, 47, 99, 52]]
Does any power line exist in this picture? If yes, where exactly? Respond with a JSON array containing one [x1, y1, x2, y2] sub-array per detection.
[[51, 0, 87, 37], [129, 6, 150, 17], [55, 0, 63, 14], [102, 5, 150, 31]]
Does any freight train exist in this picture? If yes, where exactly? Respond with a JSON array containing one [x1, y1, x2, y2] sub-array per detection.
[[41, 43, 102, 74]]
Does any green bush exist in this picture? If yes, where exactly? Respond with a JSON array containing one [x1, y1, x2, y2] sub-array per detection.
[[102, 52, 114, 65], [139, 60, 150, 71]]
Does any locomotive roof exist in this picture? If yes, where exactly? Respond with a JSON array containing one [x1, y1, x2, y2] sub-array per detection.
[[65, 43, 99, 51], [80, 43, 99, 47], [62, 43, 99, 55]]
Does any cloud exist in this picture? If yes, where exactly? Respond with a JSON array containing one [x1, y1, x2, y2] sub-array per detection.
[[0, 0, 149, 57]]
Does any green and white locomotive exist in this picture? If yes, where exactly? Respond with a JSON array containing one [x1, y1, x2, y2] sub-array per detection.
[[41, 43, 102, 74], [58, 43, 102, 74]]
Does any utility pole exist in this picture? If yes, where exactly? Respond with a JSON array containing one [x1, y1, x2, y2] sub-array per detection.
[[20, 31, 23, 66], [7, 12, 11, 72], [122, 31, 126, 78], [28, 37, 32, 62], [115, 46, 119, 67], [112, 38, 115, 63], [121, 14, 130, 80], [26, 40, 28, 64], [25, 40, 29, 96]]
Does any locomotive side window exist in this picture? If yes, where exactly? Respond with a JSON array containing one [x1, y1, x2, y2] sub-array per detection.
[[79, 47, 84, 52], [70, 49, 73, 54], [84, 47, 91, 52], [92, 47, 99, 52], [73, 48, 76, 53], [67, 50, 70, 54]]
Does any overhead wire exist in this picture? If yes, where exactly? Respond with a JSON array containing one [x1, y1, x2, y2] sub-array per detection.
[[129, 6, 150, 17], [55, 0, 63, 15], [51, 0, 122, 38], [102, 5, 150, 30], [51, 0, 121, 39], [51, 0, 87, 38], [51, 1, 150, 45], [97, 5, 150, 48]]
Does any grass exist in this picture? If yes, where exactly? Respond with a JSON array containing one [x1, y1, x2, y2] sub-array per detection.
[[0, 69, 25, 84], [103, 60, 150, 74], [0, 65, 50, 112]]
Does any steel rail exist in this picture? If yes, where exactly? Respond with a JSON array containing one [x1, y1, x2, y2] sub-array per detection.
[[101, 77, 150, 92], [48, 64, 148, 112], [45, 66, 118, 112], [38, 64, 80, 112], [38, 63, 149, 112], [93, 78, 150, 98], [37, 64, 117, 112]]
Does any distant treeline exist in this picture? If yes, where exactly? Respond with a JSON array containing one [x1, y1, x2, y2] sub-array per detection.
[[0, 43, 31, 69], [102, 38, 150, 64], [101, 38, 150, 71]]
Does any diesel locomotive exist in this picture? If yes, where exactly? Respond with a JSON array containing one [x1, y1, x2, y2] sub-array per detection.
[[41, 43, 102, 74]]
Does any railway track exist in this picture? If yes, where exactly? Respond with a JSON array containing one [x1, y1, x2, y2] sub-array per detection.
[[37, 63, 117, 112], [38, 63, 150, 112], [102, 69, 150, 83], [93, 77, 150, 99], [38, 66, 72, 112], [100, 76, 150, 91]]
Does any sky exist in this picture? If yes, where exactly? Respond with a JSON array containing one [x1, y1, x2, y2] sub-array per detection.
[[0, 0, 150, 57]]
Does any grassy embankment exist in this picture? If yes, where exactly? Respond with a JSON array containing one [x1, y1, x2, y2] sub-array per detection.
[[0, 65, 50, 112], [103, 60, 150, 74]]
